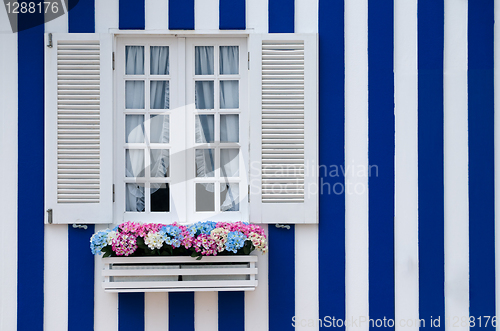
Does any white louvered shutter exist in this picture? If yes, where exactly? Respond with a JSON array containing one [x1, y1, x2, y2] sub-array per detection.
[[249, 34, 318, 224], [44, 33, 113, 224]]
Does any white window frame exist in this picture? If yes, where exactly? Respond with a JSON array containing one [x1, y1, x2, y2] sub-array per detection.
[[114, 36, 248, 224]]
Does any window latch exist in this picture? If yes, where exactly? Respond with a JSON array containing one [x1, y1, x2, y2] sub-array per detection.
[[113, 184, 115, 202], [247, 52, 250, 70], [112, 52, 115, 70]]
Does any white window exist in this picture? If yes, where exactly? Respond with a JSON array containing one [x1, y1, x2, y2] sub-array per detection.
[[44, 33, 318, 225], [115, 37, 248, 223]]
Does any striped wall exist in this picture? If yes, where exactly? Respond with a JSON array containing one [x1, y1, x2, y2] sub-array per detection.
[[0, 0, 498, 330]]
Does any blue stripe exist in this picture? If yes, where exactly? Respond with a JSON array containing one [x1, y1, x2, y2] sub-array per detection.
[[119, 293, 144, 331], [219, 0, 245, 30], [218, 292, 245, 331], [368, 1, 395, 329], [318, 0, 345, 327], [169, 0, 194, 30], [17, 8, 44, 331], [169, 292, 195, 331], [268, 225, 295, 330], [68, 226, 95, 331], [268, 0, 294, 33], [68, 0, 95, 33], [468, 0, 496, 325], [119, 0, 145, 30], [417, 0, 445, 328]]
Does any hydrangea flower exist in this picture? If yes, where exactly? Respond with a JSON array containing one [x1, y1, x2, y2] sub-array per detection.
[[225, 231, 246, 253], [112, 233, 138, 256], [144, 231, 164, 250], [90, 229, 110, 255]]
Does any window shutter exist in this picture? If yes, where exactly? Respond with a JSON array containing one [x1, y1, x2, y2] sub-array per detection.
[[248, 34, 318, 224], [44, 33, 113, 224]]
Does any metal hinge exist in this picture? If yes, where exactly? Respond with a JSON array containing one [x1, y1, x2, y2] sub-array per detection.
[[46, 208, 53, 224], [113, 184, 115, 202], [247, 52, 250, 70], [112, 52, 115, 70], [47, 33, 53, 48], [248, 185, 250, 203]]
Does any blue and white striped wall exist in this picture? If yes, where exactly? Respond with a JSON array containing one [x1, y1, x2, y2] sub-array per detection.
[[0, 0, 498, 330]]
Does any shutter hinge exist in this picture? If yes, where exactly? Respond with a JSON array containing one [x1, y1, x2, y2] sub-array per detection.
[[247, 52, 250, 70], [113, 184, 115, 202], [248, 185, 250, 203], [112, 52, 115, 70], [46, 208, 53, 224], [47, 33, 53, 48]]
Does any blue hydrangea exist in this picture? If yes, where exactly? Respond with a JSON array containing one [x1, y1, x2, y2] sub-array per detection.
[[90, 229, 110, 255], [160, 225, 183, 246], [225, 231, 246, 253]]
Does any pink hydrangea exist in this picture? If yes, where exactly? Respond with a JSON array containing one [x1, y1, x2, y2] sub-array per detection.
[[111, 232, 138, 256]]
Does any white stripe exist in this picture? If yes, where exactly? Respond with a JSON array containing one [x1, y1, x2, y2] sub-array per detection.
[[444, 0, 470, 329], [145, 0, 169, 31], [295, 225, 319, 331], [94, 225, 118, 331], [495, 0, 500, 328], [195, 292, 218, 331], [195, 0, 219, 30], [245, 225, 269, 331], [0, 9, 17, 331], [145, 293, 169, 331], [43, 13, 69, 331], [95, 0, 119, 33], [246, 0, 268, 33], [345, 0, 369, 329], [394, 1, 419, 330], [295, 0, 318, 34]]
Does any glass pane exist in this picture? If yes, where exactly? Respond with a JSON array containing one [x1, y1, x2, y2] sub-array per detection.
[[126, 46, 144, 75], [126, 183, 145, 212], [150, 81, 169, 109], [125, 115, 144, 143], [126, 149, 145, 177], [220, 114, 239, 142], [196, 183, 215, 212], [195, 115, 214, 143], [150, 149, 169, 177], [150, 114, 169, 143], [126, 81, 145, 109], [220, 149, 239, 177], [150, 46, 169, 75], [195, 149, 215, 177], [220, 81, 239, 109], [195, 46, 214, 75], [220, 46, 239, 75], [195, 81, 214, 109], [151, 184, 170, 212], [220, 183, 239, 211]]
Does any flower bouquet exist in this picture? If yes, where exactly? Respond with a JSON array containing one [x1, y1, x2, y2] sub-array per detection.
[[90, 221, 267, 259]]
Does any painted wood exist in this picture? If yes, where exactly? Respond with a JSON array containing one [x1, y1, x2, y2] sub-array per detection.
[[195, 0, 219, 30], [295, 0, 318, 34], [219, 291, 244, 331], [169, 0, 195, 30], [444, 0, 469, 330], [219, 0, 245, 30], [145, 293, 169, 331], [394, 0, 419, 330], [119, 0, 145, 30], [169, 292, 195, 331], [268, 0, 294, 33], [145, 0, 168, 31], [246, 0, 268, 33], [95, 0, 119, 33], [69, 0, 95, 33], [195, 292, 218, 331], [345, 0, 369, 330], [495, 0, 500, 325], [0, 7, 18, 330]]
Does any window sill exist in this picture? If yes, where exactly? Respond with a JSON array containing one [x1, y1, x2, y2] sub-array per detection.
[[102, 255, 258, 292]]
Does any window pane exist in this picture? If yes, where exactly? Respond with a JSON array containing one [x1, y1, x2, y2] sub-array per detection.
[[126, 46, 144, 75], [195, 115, 214, 143], [195, 46, 214, 75], [220, 114, 239, 142], [220, 183, 239, 211], [150, 46, 169, 75], [220, 80, 239, 109], [151, 184, 170, 212], [195, 149, 215, 177], [150, 81, 169, 109], [220, 46, 239, 75], [126, 183, 145, 212], [196, 183, 215, 212], [150, 114, 169, 143], [126, 81, 145, 109], [126, 149, 145, 177], [125, 115, 144, 143], [195, 81, 214, 109], [150, 149, 169, 177], [220, 149, 239, 177]]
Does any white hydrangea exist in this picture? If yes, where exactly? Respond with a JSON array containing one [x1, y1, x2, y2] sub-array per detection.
[[145, 232, 164, 250], [107, 230, 118, 245]]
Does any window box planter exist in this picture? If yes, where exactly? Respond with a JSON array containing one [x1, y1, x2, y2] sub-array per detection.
[[102, 255, 258, 292]]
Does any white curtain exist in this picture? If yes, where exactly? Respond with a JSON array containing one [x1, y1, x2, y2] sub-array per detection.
[[125, 46, 170, 211], [220, 46, 239, 74], [220, 114, 239, 142]]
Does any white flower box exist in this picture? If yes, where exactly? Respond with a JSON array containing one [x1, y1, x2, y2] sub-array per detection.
[[102, 255, 258, 292]]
